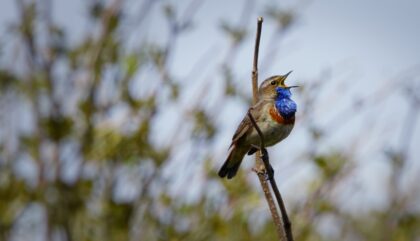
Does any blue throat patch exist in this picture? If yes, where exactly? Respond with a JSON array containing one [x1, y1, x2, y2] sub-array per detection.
[[275, 87, 297, 119]]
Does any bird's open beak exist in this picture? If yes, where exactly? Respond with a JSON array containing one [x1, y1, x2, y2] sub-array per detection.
[[279, 70, 294, 87]]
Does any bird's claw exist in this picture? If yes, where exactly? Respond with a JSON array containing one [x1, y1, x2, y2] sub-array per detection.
[[260, 148, 269, 162], [252, 167, 265, 176], [251, 147, 274, 180], [253, 165, 274, 181], [265, 164, 274, 180]]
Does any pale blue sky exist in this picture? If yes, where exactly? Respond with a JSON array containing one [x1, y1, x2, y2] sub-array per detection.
[[2, 0, 418, 78]]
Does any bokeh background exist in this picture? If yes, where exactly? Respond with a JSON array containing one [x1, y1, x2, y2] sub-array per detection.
[[1, 0, 419, 240]]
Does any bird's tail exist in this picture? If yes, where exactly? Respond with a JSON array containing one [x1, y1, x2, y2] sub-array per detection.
[[218, 145, 248, 179]]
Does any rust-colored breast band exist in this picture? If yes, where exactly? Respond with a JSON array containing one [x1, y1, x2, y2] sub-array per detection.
[[269, 107, 295, 125]]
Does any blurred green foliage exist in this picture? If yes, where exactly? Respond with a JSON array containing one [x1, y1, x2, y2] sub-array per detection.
[[0, 1, 419, 241]]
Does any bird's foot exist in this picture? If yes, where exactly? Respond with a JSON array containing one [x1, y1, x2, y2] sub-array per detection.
[[252, 165, 274, 181], [259, 149, 274, 180], [252, 167, 266, 177], [260, 148, 269, 162], [265, 163, 274, 180], [251, 146, 274, 180]]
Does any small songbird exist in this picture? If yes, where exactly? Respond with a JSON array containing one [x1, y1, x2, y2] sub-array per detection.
[[218, 71, 298, 179]]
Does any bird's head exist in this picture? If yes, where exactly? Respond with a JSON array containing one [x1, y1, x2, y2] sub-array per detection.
[[258, 71, 298, 99]]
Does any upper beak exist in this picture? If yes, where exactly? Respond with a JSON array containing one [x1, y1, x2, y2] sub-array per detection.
[[286, 85, 299, 89], [283, 70, 293, 78]]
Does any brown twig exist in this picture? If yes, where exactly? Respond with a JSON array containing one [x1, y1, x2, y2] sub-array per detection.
[[252, 17, 263, 104], [250, 17, 294, 241], [251, 17, 284, 240], [248, 111, 294, 241]]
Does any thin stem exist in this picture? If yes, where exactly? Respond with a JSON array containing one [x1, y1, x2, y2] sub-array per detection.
[[255, 169, 285, 238], [248, 111, 293, 241], [251, 17, 286, 241], [250, 16, 294, 241], [252, 17, 263, 103], [247, 109, 265, 147]]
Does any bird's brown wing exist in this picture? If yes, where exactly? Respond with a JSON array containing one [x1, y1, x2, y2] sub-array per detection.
[[230, 116, 251, 145], [230, 100, 268, 146]]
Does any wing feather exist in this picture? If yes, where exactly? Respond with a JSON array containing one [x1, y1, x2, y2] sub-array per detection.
[[230, 100, 269, 145]]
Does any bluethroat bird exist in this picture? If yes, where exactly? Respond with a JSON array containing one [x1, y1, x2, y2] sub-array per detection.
[[218, 71, 298, 179]]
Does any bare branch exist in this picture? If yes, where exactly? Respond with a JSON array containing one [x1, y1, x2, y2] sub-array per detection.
[[251, 17, 285, 240], [252, 17, 263, 104], [248, 110, 293, 241], [250, 17, 294, 241]]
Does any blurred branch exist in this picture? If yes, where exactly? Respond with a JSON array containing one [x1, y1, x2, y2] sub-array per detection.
[[399, 87, 420, 156], [77, 0, 123, 179], [14, 0, 46, 186]]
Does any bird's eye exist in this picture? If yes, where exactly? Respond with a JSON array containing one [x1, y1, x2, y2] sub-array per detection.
[[270, 81, 277, 85]]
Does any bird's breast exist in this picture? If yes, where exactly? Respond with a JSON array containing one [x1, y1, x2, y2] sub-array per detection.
[[247, 105, 294, 147], [242, 102, 295, 147], [269, 107, 295, 125]]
